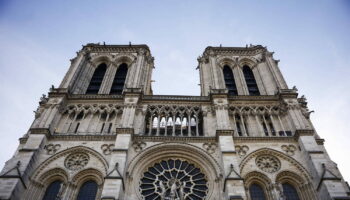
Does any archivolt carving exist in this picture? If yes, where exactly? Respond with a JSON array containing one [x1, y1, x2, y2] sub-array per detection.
[[89, 54, 114, 66], [71, 168, 105, 186], [114, 53, 137, 66], [239, 148, 311, 180], [32, 146, 108, 181], [216, 56, 238, 68], [244, 171, 271, 187], [276, 170, 305, 184], [37, 168, 69, 186], [238, 56, 258, 69]]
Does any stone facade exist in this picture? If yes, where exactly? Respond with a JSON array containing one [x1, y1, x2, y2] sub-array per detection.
[[0, 44, 349, 200]]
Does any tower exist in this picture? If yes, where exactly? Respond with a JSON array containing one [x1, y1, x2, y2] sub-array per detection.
[[0, 43, 348, 200]]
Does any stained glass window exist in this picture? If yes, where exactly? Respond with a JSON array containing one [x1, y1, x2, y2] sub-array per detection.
[[140, 159, 208, 200]]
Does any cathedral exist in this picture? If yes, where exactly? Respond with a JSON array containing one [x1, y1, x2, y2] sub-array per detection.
[[0, 43, 349, 200]]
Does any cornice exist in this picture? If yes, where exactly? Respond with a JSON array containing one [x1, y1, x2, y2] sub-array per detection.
[[83, 44, 151, 54], [203, 45, 267, 56], [50, 134, 117, 141], [294, 129, 315, 139], [132, 135, 217, 143], [142, 95, 210, 102], [228, 95, 279, 102], [234, 136, 296, 143]]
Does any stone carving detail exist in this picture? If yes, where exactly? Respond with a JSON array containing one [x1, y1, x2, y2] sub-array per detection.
[[65, 153, 89, 171], [235, 145, 249, 157], [229, 105, 285, 116], [132, 141, 146, 152], [101, 144, 114, 155], [256, 155, 280, 173], [203, 142, 217, 154], [140, 159, 208, 199], [44, 144, 61, 155], [281, 145, 297, 156]]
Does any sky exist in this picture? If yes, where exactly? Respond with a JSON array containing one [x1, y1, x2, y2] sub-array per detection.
[[0, 0, 349, 183]]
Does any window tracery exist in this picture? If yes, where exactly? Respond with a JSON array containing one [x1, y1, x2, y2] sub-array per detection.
[[256, 155, 281, 173], [140, 159, 208, 200], [229, 105, 293, 137], [56, 104, 123, 135], [64, 153, 89, 171], [144, 105, 203, 137]]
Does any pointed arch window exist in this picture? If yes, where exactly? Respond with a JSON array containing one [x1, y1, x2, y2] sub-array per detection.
[[86, 63, 107, 94], [283, 183, 300, 200], [223, 65, 237, 95], [249, 183, 266, 200], [110, 63, 128, 94], [243, 65, 260, 95], [77, 180, 98, 200], [42, 180, 62, 200]]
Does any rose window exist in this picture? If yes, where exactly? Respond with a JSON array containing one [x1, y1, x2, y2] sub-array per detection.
[[255, 155, 280, 173], [64, 153, 89, 171], [140, 159, 208, 200]]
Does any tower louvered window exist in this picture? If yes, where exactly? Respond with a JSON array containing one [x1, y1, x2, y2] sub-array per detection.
[[86, 63, 107, 94], [42, 180, 62, 200], [243, 66, 260, 95], [283, 183, 300, 200], [77, 180, 98, 200], [249, 183, 266, 200], [110, 63, 128, 94], [223, 65, 237, 95]]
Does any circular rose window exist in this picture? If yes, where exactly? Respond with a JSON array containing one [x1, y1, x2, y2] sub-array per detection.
[[140, 159, 208, 200]]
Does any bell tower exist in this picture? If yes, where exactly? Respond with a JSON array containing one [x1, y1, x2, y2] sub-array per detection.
[[60, 43, 154, 95], [198, 45, 288, 96]]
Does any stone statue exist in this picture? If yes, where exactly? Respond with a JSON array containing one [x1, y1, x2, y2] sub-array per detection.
[[179, 182, 186, 200], [169, 181, 179, 200], [159, 181, 166, 200]]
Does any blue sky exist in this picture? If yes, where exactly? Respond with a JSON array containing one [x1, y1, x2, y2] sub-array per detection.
[[0, 0, 349, 182]]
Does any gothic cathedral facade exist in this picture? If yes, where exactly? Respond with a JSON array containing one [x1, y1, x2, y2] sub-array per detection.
[[0, 44, 349, 200]]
